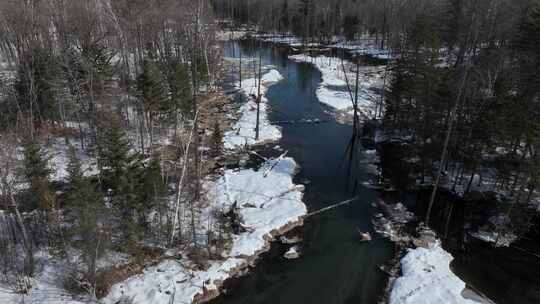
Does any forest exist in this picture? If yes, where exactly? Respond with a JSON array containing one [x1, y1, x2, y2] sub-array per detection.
[[0, 0, 539, 303], [0, 0, 225, 300], [215, 0, 540, 239]]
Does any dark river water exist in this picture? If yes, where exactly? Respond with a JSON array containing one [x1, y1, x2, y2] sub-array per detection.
[[212, 41, 394, 304]]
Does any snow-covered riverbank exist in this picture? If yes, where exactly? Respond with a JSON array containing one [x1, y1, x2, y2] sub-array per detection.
[[102, 67, 307, 304], [103, 157, 306, 304], [223, 68, 284, 149], [389, 241, 491, 304], [288, 54, 384, 119]]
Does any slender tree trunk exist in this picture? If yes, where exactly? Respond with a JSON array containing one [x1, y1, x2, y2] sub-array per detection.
[[169, 110, 199, 246], [426, 67, 469, 226], [255, 52, 262, 140], [444, 202, 454, 238]]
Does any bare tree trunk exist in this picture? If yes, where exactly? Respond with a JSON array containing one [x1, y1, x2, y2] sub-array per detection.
[[353, 60, 360, 135], [239, 46, 242, 88], [169, 110, 199, 246], [444, 202, 454, 238], [255, 52, 262, 140]]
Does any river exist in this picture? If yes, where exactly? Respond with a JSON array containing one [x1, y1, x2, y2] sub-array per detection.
[[212, 41, 395, 304]]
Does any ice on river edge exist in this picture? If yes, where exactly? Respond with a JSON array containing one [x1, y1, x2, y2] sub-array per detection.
[[223, 68, 283, 149], [390, 241, 480, 304]]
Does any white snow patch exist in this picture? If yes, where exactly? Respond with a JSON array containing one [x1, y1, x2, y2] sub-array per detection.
[[46, 138, 98, 181], [0, 251, 90, 304], [390, 242, 477, 304]]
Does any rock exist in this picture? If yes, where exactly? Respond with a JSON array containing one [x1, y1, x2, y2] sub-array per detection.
[[294, 184, 306, 192], [280, 235, 302, 244], [360, 232, 372, 242], [284, 246, 301, 259]]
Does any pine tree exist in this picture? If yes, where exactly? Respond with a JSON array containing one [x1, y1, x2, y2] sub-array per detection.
[[343, 15, 360, 41], [97, 117, 147, 250], [514, 7, 540, 101], [137, 59, 170, 148], [97, 119, 132, 193], [169, 63, 193, 118], [138, 60, 169, 116], [65, 146, 106, 284], [65, 146, 84, 196], [121, 153, 145, 252], [22, 140, 55, 214], [140, 152, 168, 241]]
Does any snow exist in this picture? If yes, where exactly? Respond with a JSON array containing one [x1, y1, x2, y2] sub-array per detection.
[[102, 258, 244, 304], [0, 250, 90, 304], [261, 69, 283, 83], [469, 230, 517, 247], [288, 54, 383, 119], [390, 242, 477, 304], [46, 138, 98, 181], [212, 157, 306, 257], [223, 69, 284, 149], [102, 157, 306, 304], [216, 29, 249, 41], [251, 32, 396, 60]]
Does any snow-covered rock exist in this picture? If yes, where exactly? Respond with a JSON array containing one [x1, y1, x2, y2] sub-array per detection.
[[280, 235, 302, 244], [283, 246, 300, 260]]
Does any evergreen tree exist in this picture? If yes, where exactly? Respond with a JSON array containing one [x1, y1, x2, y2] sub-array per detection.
[[140, 152, 167, 240], [169, 63, 193, 118], [138, 59, 170, 147], [65, 146, 106, 283], [65, 146, 84, 196], [343, 15, 360, 41], [514, 6, 540, 101], [97, 118, 132, 193], [22, 140, 55, 214], [138, 60, 169, 116], [97, 117, 146, 250], [121, 153, 145, 251]]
